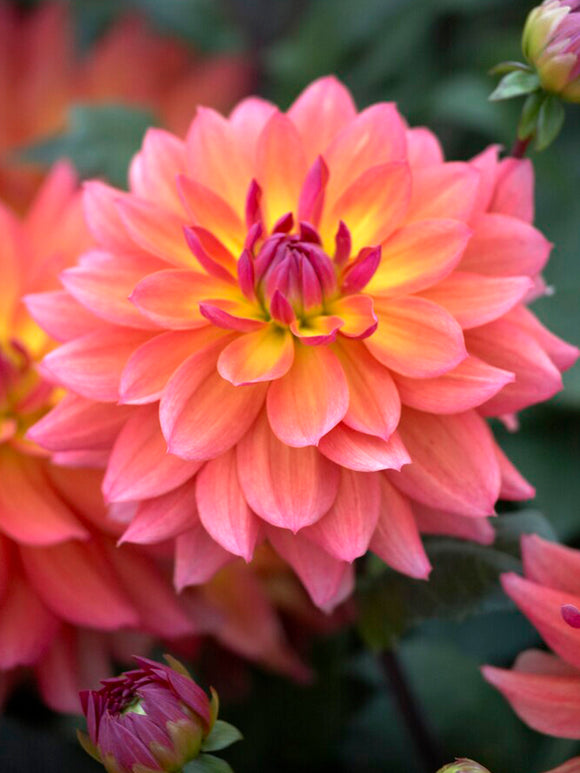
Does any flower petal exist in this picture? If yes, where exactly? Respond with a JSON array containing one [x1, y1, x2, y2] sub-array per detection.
[[120, 478, 198, 546], [129, 128, 186, 212], [366, 296, 467, 378], [522, 534, 580, 596], [406, 127, 444, 168], [218, 325, 295, 386], [490, 158, 534, 223], [174, 522, 233, 590], [237, 411, 339, 531], [24, 290, 100, 342], [266, 344, 348, 447], [407, 162, 480, 222], [331, 294, 377, 338], [390, 408, 501, 517], [0, 575, 57, 669], [318, 424, 410, 472], [413, 503, 495, 545]]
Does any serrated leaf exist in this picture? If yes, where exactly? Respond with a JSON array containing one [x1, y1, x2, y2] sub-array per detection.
[[536, 95, 565, 150], [517, 91, 545, 139], [18, 103, 156, 188], [184, 753, 234, 773], [356, 513, 553, 651], [489, 70, 540, 101], [201, 721, 243, 753]]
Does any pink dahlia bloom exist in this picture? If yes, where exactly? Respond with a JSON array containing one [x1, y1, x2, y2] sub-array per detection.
[[0, 163, 308, 713], [0, 2, 252, 210], [483, 536, 580, 744], [30, 77, 578, 611]]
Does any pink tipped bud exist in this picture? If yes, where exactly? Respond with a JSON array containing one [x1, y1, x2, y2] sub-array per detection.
[[78, 656, 241, 773], [437, 759, 492, 773], [523, 0, 580, 101]]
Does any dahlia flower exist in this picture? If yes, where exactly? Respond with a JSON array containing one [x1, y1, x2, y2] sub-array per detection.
[[30, 77, 578, 611], [0, 163, 307, 713], [483, 536, 580, 744], [0, 2, 251, 210], [79, 656, 240, 773], [523, 0, 580, 101]]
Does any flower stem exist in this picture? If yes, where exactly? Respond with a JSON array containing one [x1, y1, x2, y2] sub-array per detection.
[[380, 649, 444, 773], [510, 136, 532, 158]]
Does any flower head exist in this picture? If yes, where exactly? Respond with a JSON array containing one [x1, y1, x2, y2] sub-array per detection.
[[437, 760, 491, 773], [31, 77, 578, 610], [79, 656, 239, 773], [523, 0, 580, 100]]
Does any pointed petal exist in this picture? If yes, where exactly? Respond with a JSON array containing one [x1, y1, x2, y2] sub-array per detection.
[[495, 444, 535, 501], [218, 325, 294, 386], [103, 405, 200, 503], [304, 469, 380, 562], [490, 158, 534, 223], [393, 355, 514, 414], [237, 411, 339, 531], [370, 476, 431, 579], [266, 344, 348, 447], [336, 340, 400, 438], [389, 408, 501, 517], [318, 424, 410, 472], [83, 181, 135, 252], [266, 526, 353, 610], [366, 296, 467, 378], [413, 503, 495, 545], [406, 162, 480, 222], [0, 576, 57, 669], [420, 271, 533, 329], [129, 128, 186, 212], [367, 219, 470, 297], [405, 127, 444, 168], [196, 449, 260, 561], [229, 96, 277, 159], [24, 290, 100, 342], [522, 534, 580, 596], [116, 196, 193, 267], [508, 306, 579, 372], [160, 342, 267, 461], [120, 478, 197, 546], [331, 294, 377, 338], [174, 522, 232, 590]]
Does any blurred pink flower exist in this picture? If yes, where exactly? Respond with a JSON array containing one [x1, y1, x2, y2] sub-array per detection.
[[0, 2, 252, 210], [30, 77, 577, 611]]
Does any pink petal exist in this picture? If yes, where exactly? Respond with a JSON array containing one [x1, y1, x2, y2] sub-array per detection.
[[120, 478, 198, 546], [83, 181, 135, 252], [0, 575, 57, 669], [228, 96, 277, 160], [392, 355, 514, 414], [466, 318, 563, 415], [469, 145, 500, 219], [490, 158, 534, 223], [119, 329, 216, 405], [323, 162, 411, 253], [41, 328, 152, 402], [60, 250, 165, 329], [367, 219, 471, 297], [24, 290, 99, 342], [495, 444, 535, 501], [266, 344, 348, 447], [255, 112, 308, 230], [413, 503, 495, 545], [370, 476, 431, 579], [160, 341, 267, 461], [460, 213, 551, 276], [482, 664, 580, 739], [266, 526, 353, 610], [196, 449, 260, 561], [28, 393, 131, 452], [508, 306, 579, 372], [522, 534, 580, 596], [218, 325, 295, 386], [318, 424, 410, 472], [405, 127, 444, 168], [130, 269, 230, 329], [366, 296, 467, 378], [288, 76, 357, 163], [390, 408, 501, 517], [103, 405, 200, 503], [420, 271, 533, 329], [237, 411, 339, 531], [21, 540, 139, 630], [174, 521, 233, 590], [304, 468, 380, 562], [0, 453, 88, 545], [129, 128, 186, 213], [336, 340, 400, 438], [406, 162, 480, 222]]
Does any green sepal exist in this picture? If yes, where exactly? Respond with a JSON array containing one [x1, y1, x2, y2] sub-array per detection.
[[488, 60, 532, 76], [184, 753, 235, 773], [201, 721, 243, 753], [535, 94, 565, 150], [489, 70, 540, 101], [517, 91, 545, 139]]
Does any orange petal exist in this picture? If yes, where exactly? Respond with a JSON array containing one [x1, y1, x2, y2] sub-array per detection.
[[405, 162, 480, 222], [218, 325, 294, 386]]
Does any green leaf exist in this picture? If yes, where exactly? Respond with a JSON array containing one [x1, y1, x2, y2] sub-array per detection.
[[356, 515, 546, 650], [489, 70, 540, 101], [184, 754, 234, 773], [489, 60, 532, 76], [201, 721, 243, 753], [535, 94, 566, 150], [517, 91, 545, 139], [18, 103, 156, 188]]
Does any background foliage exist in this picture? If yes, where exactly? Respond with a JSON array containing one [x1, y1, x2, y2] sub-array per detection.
[[3, 1, 580, 771]]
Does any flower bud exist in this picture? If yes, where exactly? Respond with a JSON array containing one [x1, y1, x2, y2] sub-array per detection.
[[437, 760, 492, 773], [78, 656, 241, 773], [522, 0, 580, 101]]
